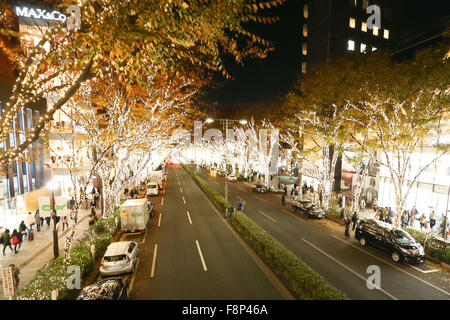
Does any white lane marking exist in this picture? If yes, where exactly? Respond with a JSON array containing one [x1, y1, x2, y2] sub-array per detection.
[[236, 195, 246, 202], [257, 196, 268, 203], [158, 213, 162, 227], [407, 264, 438, 274], [238, 186, 246, 192], [161, 198, 164, 206], [257, 210, 277, 223], [186, 211, 192, 224], [180, 187, 183, 193], [301, 237, 398, 300], [182, 196, 186, 204], [150, 244, 158, 278], [332, 235, 450, 296], [195, 240, 208, 271], [178, 181, 180, 186]]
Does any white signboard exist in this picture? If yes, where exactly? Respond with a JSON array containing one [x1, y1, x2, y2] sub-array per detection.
[[2, 267, 14, 297], [55, 197, 68, 217], [16, 7, 67, 22], [38, 197, 51, 218]]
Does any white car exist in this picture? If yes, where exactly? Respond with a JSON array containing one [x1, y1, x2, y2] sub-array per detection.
[[100, 241, 139, 276], [146, 182, 158, 196], [227, 174, 237, 182]]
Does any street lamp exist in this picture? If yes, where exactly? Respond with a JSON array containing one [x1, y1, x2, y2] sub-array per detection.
[[47, 180, 59, 259]]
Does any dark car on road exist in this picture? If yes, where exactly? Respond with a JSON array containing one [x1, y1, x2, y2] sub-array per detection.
[[77, 277, 129, 300], [252, 184, 268, 194], [292, 200, 325, 219], [355, 219, 425, 263]]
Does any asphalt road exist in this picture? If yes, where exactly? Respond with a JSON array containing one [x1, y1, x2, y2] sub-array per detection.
[[129, 165, 290, 300], [192, 165, 450, 300]]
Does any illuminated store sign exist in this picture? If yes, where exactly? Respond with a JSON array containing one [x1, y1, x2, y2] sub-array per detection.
[[16, 7, 67, 22]]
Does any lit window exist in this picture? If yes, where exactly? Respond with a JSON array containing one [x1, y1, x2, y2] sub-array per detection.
[[303, 24, 308, 37], [348, 40, 355, 51], [349, 18, 356, 28], [302, 43, 307, 55], [361, 22, 367, 32], [302, 62, 307, 74], [360, 43, 366, 53], [362, 0, 369, 10], [383, 29, 390, 39], [373, 25, 379, 36], [372, 46, 377, 51], [303, 4, 308, 19]]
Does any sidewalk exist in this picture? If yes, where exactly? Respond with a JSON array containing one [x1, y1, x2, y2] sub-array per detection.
[[0, 207, 95, 299]]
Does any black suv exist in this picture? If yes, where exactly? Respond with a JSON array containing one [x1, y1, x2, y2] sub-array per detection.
[[355, 219, 425, 263]]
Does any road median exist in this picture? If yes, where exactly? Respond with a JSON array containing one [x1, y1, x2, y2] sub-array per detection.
[[182, 164, 348, 300]]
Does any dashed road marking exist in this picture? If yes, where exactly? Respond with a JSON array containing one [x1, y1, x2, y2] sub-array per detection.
[[182, 196, 186, 204], [158, 213, 162, 227], [186, 211, 192, 224], [161, 198, 164, 206], [150, 244, 158, 278], [195, 240, 207, 271], [257, 210, 277, 223]]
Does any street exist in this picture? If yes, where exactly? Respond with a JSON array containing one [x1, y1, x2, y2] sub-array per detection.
[[191, 165, 450, 300], [129, 165, 291, 300]]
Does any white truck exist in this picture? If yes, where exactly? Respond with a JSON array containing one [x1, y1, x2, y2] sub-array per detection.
[[120, 199, 150, 234]]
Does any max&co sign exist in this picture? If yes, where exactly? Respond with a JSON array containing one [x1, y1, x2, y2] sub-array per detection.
[[15, 6, 81, 30]]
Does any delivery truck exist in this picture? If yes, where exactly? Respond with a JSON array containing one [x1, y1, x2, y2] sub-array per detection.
[[120, 199, 150, 234]]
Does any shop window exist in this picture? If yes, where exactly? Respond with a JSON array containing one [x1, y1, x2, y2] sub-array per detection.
[[303, 4, 308, 18], [360, 43, 366, 53], [303, 24, 308, 37], [348, 40, 355, 51], [383, 29, 390, 39], [301, 62, 307, 74], [349, 17, 356, 28], [362, 0, 369, 10], [373, 25, 379, 36], [302, 43, 307, 55], [361, 21, 367, 32]]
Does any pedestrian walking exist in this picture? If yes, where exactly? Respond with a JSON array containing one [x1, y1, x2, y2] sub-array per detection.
[[429, 211, 436, 229], [34, 210, 41, 232], [45, 215, 51, 227], [281, 194, 286, 206], [373, 199, 378, 212], [419, 214, 426, 230], [62, 215, 69, 231], [340, 208, 345, 221], [2, 229, 13, 255], [11, 229, 20, 253], [91, 206, 96, 218], [237, 200, 244, 212], [344, 217, 351, 239], [94, 193, 100, 209], [379, 209, 385, 221], [18, 221, 28, 245], [228, 204, 234, 221], [25, 212, 34, 231], [70, 197, 75, 210], [351, 212, 359, 231], [359, 198, 366, 210]]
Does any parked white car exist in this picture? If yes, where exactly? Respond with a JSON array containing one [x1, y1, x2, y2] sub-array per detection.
[[146, 182, 158, 196], [227, 174, 237, 182], [100, 241, 139, 276]]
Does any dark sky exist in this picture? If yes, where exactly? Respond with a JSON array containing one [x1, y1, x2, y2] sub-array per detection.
[[208, 0, 449, 112]]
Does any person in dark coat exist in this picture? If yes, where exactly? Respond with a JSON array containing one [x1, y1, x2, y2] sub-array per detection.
[[351, 212, 359, 230], [18, 221, 28, 246], [2, 229, 13, 255], [344, 218, 351, 239], [281, 194, 286, 206]]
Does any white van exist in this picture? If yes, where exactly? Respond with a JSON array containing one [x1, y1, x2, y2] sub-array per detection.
[[120, 199, 149, 233], [146, 182, 158, 196]]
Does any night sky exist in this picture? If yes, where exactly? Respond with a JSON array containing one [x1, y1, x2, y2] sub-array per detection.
[[208, 0, 449, 113]]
